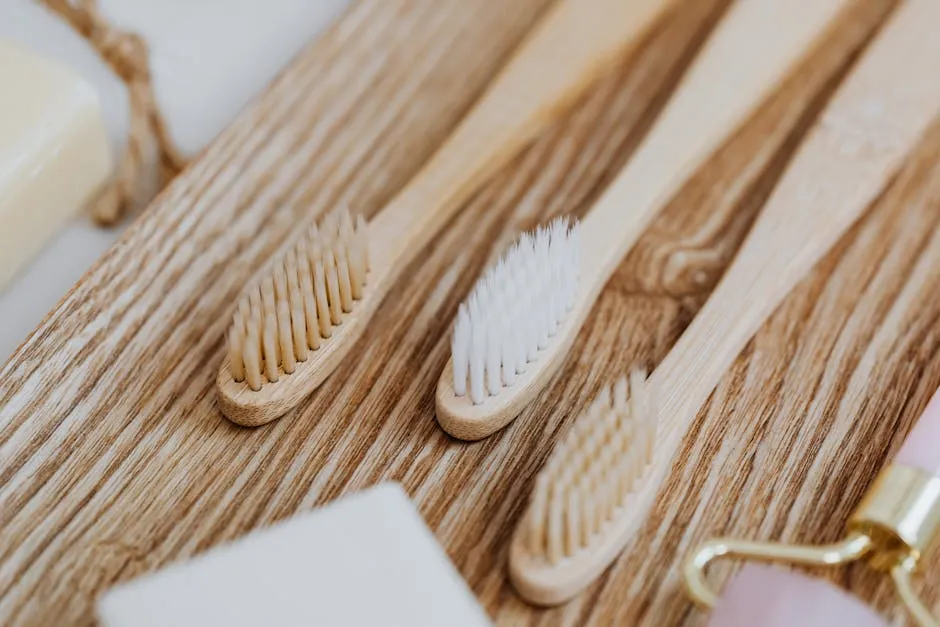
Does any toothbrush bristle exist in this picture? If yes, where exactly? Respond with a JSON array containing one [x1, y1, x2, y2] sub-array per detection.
[[451, 217, 580, 404], [526, 370, 653, 564], [227, 207, 369, 390]]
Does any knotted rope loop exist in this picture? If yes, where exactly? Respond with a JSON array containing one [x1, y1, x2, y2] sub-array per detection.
[[36, 0, 187, 225]]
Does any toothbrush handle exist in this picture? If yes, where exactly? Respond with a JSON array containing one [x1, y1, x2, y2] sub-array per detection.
[[370, 0, 674, 268], [653, 0, 940, 450], [580, 0, 849, 287]]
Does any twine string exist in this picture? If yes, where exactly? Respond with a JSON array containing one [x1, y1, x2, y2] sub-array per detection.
[[36, 0, 187, 225]]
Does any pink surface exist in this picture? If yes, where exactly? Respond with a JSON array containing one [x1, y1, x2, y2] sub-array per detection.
[[896, 386, 940, 475], [708, 565, 886, 627]]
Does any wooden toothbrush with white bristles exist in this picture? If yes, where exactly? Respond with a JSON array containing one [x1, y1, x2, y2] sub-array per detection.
[[436, 0, 853, 441], [217, 0, 679, 426], [510, 0, 940, 606]]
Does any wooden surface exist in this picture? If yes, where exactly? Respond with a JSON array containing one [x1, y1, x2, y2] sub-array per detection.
[[2, 0, 939, 625]]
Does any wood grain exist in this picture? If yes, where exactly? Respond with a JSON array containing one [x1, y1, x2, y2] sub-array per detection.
[[2, 0, 938, 626]]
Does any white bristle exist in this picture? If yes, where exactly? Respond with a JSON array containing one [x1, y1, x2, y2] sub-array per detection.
[[451, 305, 471, 397], [525, 370, 653, 563], [451, 217, 580, 404], [228, 207, 369, 390]]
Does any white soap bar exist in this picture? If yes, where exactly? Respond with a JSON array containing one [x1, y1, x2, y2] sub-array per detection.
[[0, 41, 111, 289], [97, 484, 493, 627]]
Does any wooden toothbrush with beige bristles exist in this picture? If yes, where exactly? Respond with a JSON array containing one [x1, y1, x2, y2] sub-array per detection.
[[509, 0, 940, 606], [217, 0, 679, 426], [436, 0, 854, 441]]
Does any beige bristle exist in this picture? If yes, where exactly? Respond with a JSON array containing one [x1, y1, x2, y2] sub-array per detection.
[[260, 278, 280, 383], [284, 249, 309, 362], [273, 266, 295, 374], [295, 240, 319, 351], [228, 302, 248, 382], [310, 236, 332, 339], [335, 242, 353, 312], [227, 208, 369, 390], [526, 370, 653, 563], [324, 245, 342, 324], [244, 292, 263, 390]]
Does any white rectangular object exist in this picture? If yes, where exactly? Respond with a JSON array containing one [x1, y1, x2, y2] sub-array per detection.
[[97, 483, 492, 627], [0, 40, 112, 290]]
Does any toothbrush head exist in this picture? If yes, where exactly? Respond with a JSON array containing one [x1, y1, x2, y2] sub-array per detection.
[[218, 207, 370, 426], [509, 370, 656, 606], [436, 217, 582, 440]]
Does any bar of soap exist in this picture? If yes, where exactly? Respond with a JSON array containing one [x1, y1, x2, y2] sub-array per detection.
[[97, 484, 492, 627], [0, 40, 111, 289]]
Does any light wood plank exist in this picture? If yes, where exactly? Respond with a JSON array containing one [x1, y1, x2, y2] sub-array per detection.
[[5, 1, 939, 626]]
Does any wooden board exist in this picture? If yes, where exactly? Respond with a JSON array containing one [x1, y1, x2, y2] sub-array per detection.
[[2, 0, 938, 625]]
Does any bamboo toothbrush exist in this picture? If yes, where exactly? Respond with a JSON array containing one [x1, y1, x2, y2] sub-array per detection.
[[217, 0, 677, 427], [509, 0, 940, 606], [436, 0, 853, 441]]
